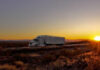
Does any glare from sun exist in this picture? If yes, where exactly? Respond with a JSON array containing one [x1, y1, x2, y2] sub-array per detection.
[[94, 36, 100, 41]]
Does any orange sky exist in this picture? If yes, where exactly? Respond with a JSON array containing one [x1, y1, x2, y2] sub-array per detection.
[[0, 0, 100, 40]]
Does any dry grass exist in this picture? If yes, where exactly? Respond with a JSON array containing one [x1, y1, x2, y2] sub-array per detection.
[[1, 40, 100, 70], [0, 64, 18, 70], [83, 41, 100, 70], [89, 41, 100, 54], [0, 47, 86, 70]]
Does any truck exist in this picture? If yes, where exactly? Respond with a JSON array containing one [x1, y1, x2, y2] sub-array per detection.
[[29, 35, 65, 47]]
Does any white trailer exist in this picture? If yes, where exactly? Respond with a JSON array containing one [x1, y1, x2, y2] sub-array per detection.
[[29, 35, 65, 47]]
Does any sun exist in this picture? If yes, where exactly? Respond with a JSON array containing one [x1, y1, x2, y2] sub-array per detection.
[[94, 36, 100, 41]]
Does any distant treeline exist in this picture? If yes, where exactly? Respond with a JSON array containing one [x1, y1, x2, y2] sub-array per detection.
[[66, 40, 90, 44], [0, 40, 29, 48], [0, 40, 90, 48]]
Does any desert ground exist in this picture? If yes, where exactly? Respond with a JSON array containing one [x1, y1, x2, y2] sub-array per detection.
[[0, 40, 100, 70]]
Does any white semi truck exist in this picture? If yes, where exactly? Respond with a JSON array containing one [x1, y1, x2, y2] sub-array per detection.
[[29, 35, 65, 47]]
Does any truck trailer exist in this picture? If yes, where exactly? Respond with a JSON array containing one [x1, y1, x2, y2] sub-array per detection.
[[29, 35, 65, 47]]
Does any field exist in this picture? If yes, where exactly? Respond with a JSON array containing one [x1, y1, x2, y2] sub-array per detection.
[[0, 40, 100, 70]]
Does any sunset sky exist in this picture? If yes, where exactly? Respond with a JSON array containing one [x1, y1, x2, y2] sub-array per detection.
[[0, 0, 100, 40]]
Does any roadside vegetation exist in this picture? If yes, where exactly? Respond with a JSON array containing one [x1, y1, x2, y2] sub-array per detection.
[[0, 40, 100, 70]]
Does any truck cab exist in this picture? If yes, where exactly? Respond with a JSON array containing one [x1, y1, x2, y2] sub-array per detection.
[[29, 39, 39, 47]]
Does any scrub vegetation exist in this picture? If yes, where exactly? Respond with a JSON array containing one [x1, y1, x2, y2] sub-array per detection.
[[0, 40, 100, 70]]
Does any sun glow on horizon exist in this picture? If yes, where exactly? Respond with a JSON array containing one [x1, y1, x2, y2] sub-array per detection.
[[94, 36, 100, 41]]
